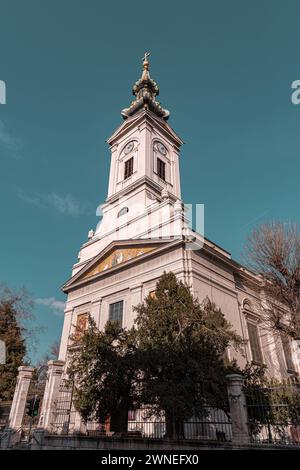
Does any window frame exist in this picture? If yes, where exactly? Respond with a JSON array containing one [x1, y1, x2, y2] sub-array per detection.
[[281, 333, 296, 373], [124, 157, 134, 180], [157, 157, 166, 181], [117, 206, 129, 217], [108, 300, 124, 327], [246, 320, 263, 365]]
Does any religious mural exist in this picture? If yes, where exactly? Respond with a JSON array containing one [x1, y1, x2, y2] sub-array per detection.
[[74, 313, 89, 341], [82, 245, 157, 280]]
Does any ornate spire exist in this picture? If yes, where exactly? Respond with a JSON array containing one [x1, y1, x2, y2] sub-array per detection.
[[121, 53, 170, 120]]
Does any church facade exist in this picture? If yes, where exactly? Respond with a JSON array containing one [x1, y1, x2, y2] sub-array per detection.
[[39, 55, 299, 432]]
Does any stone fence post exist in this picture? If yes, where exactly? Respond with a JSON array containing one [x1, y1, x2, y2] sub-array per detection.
[[38, 360, 65, 431], [226, 374, 250, 445], [8, 365, 34, 430]]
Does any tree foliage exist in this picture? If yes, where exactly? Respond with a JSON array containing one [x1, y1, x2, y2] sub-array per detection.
[[68, 272, 243, 437], [67, 320, 140, 433], [0, 285, 33, 400], [133, 272, 242, 436]]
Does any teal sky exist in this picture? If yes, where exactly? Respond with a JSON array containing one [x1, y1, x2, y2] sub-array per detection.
[[1, 0, 299, 363]]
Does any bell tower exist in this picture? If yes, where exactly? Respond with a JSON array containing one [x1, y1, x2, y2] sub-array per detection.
[[95, 54, 183, 240]]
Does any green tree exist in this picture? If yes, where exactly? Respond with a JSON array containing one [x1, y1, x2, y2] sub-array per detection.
[[68, 272, 242, 438], [134, 272, 242, 438], [0, 285, 33, 401], [67, 319, 140, 434]]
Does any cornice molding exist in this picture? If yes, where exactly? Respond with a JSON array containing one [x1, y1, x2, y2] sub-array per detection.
[[107, 110, 183, 148]]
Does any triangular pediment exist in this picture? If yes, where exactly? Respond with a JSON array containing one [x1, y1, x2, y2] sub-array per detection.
[[62, 239, 179, 292]]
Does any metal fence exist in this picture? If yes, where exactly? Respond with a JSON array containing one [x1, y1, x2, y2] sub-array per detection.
[[245, 381, 300, 445], [22, 376, 45, 429], [49, 376, 232, 442], [0, 401, 11, 431], [184, 408, 231, 441], [50, 380, 75, 434], [85, 407, 231, 441], [46, 375, 300, 446]]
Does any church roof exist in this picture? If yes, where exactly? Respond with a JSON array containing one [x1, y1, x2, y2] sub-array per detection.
[[121, 53, 170, 121]]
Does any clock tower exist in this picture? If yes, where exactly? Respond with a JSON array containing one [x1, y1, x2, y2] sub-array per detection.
[[73, 54, 185, 270]]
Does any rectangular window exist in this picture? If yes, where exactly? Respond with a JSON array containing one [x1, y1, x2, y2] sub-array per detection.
[[247, 322, 263, 364], [157, 158, 166, 181], [109, 300, 123, 326], [124, 157, 133, 180], [281, 334, 295, 372]]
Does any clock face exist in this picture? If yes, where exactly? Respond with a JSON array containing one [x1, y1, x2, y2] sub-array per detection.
[[124, 141, 134, 155], [156, 142, 167, 155]]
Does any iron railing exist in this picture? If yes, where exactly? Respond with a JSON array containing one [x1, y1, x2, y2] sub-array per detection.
[[84, 407, 231, 441], [50, 380, 75, 434], [245, 380, 300, 445], [0, 401, 11, 430]]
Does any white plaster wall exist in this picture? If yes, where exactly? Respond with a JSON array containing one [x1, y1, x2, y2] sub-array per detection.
[[60, 242, 300, 379], [107, 116, 181, 200], [72, 201, 184, 275], [60, 247, 185, 361]]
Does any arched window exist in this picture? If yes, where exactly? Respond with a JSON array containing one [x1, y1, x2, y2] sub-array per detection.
[[242, 299, 253, 311], [117, 207, 129, 217]]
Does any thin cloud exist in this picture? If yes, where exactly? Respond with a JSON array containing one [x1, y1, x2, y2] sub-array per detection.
[[17, 190, 43, 208], [0, 120, 22, 158], [35, 297, 65, 317], [18, 189, 91, 216], [45, 193, 81, 216]]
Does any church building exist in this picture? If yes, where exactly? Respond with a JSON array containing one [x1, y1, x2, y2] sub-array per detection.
[[39, 54, 300, 433]]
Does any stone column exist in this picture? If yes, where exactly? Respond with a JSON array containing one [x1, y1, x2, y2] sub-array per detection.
[[226, 374, 250, 445], [8, 365, 34, 430], [39, 360, 65, 431]]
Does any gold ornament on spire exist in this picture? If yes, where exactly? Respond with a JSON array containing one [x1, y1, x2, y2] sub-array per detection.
[[121, 53, 170, 120]]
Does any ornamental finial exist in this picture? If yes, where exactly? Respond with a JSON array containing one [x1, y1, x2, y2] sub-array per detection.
[[121, 53, 170, 121]]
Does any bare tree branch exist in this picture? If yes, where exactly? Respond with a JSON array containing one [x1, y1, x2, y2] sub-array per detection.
[[244, 222, 300, 342]]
